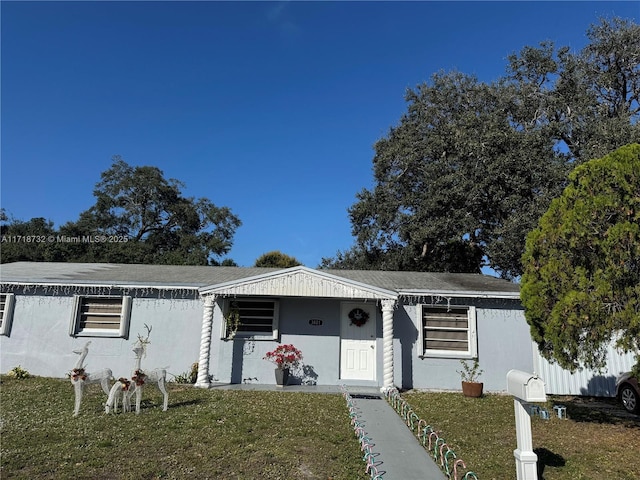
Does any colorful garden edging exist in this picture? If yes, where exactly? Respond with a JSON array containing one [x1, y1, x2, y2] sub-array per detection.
[[340, 385, 386, 479], [383, 387, 479, 480]]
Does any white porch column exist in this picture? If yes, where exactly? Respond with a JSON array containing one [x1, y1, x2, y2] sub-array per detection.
[[381, 298, 397, 391], [195, 294, 216, 388]]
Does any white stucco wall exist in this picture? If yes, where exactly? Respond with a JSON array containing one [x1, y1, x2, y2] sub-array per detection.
[[0, 292, 203, 380], [209, 297, 381, 386], [394, 298, 533, 392], [2, 290, 536, 392]]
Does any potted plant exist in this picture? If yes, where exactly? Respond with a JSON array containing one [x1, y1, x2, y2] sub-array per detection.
[[458, 358, 484, 398], [264, 344, 303, 387]]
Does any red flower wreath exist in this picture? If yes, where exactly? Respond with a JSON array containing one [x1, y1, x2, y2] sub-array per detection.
[[118, 377, 131, 391], [71, 368, 87, 381], [132, 369, 146, 386]]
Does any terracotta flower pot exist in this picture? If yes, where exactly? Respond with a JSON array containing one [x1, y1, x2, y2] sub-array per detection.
[[462, 381, 483, 398]]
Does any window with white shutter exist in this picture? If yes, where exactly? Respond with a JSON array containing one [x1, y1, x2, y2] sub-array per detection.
[[70, 296, 132, 338]]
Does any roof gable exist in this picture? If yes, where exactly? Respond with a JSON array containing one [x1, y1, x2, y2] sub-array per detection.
[[199, 266, 397, 299]]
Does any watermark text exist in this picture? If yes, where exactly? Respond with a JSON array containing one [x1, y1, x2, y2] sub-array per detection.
[[1, 235, 131, 244]]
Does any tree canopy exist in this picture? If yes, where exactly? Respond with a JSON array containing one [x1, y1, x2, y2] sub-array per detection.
[[254, 251, 302, 268], [1, 157, 241, 265], [521, 144, 640, 372], [322, 17, 640, 279], [0, 213, 64, 263]]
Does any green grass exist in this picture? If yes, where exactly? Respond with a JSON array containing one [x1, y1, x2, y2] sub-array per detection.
[[402, 391, 640, 480], [0, 376, 369, 480], [5, 377, 638, 480]]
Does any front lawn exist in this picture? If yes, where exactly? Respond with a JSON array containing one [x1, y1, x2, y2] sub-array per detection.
[[0, 376, 369, 479], [403, 391, 640, 480]]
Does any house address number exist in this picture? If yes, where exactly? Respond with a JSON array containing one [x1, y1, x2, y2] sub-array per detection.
[[309, 319, 323, 326]]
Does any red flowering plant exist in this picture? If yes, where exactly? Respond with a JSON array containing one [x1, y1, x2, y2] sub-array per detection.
[[263, 344, 303, 370]]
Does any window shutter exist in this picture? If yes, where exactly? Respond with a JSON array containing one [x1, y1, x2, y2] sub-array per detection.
[[420, 304, 477, 358], [69, 295, 82, 336], [119, 296, 132, 338], [271, 300, 280, 340], [223, 298, 279, 338], [69, 295, 130, 338], [468, 306, 478, 357], [0, 293, 15, 336]]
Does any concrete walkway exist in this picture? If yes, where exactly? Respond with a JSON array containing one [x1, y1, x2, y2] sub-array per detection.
[[210, 383, 446, 479], [348, 392, 446, 480]]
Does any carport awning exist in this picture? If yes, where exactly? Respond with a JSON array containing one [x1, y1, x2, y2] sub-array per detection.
[[199, 266, 397, 300]]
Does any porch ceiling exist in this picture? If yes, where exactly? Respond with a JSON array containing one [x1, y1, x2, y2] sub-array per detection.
[[199, 266, 397, 300]]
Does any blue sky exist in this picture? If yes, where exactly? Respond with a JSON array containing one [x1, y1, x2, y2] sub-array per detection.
[[2, 1, 638, 268]]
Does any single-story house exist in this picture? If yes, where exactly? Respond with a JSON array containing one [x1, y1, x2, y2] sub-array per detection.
[[1, 262, 634, 394]]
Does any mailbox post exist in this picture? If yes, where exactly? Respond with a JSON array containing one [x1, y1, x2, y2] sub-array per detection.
[[506, 370, 546, 480]]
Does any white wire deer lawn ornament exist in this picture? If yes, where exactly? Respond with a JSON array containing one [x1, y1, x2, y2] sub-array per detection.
[[105, 377, 133, 414], [105, 324, 169, 414], [127, 343, 169, 414], [71, 341, 113, 416]]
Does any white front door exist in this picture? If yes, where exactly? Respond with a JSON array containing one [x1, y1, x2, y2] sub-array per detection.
[[340, 302, 376, 381]]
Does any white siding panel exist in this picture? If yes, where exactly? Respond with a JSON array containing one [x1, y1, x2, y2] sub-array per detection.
[[213, 270, 395, 299], [533, 342, 636, 397]]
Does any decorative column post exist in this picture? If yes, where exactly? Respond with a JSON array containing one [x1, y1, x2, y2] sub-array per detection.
[[380, 298, 397, 391], [195, 294, 216, 388]]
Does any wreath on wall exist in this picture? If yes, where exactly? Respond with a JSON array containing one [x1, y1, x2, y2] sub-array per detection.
[[348, 308, 369, 327]]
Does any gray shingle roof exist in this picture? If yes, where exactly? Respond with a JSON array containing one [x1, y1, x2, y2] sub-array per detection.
[[0, 262, 519, 296], [327, 269, 520, 294], [0, 262, 278, 288]]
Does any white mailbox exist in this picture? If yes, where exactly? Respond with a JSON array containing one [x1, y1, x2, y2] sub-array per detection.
[[507, 370, 547, 480], [507, 370, 546, 402]]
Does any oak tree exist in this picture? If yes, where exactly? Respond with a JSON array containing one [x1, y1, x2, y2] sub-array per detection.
[[324, 17, 640, 279], [60, 156, 241, 265]]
